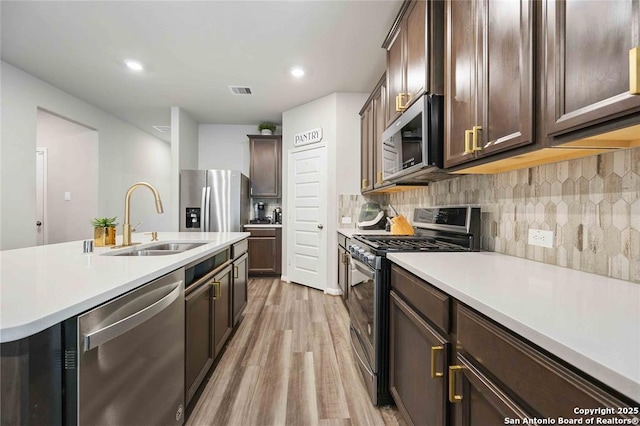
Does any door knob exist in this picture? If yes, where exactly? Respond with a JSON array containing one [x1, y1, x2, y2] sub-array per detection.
[[317, 224, 324, 229], [36, 221, 42, 226]]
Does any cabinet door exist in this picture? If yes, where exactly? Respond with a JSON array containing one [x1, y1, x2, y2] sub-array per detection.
[[213, 265, 233, 357], [185, 282, 214, 404], [390, 291, 448, 426], [360, 103, 373, 192], [477, 0, 534, 157], [451, 354, 530, 426], [249, 136, 281, 198], [444, 0, 478, 167], [249, 229, 281, 275], [232, 253, 248, 326], [387, 27, 405, 127], [404, 0, 426, 109], [546, 0, 640, 136], [373, 80, 387, 188]]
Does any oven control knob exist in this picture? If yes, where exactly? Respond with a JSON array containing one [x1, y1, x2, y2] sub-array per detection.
[[365, 253, 375, 263]]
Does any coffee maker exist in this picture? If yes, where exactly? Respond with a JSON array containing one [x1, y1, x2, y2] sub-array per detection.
[[251, 202, 271, 224]]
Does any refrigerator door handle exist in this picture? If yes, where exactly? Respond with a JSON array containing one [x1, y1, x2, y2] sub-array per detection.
[[201, 187, 207, 231], [205, 187, 211, 231]]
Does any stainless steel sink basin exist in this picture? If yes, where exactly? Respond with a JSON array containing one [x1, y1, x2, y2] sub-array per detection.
[[106, 242, 208, 256]]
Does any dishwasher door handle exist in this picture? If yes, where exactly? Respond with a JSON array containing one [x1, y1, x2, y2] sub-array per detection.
[[83, 280, 183, 352]]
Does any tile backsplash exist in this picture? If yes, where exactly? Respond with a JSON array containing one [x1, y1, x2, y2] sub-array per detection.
[[338, 147, 640, 284]]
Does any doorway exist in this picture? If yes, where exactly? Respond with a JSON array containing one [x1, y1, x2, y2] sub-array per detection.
[[287, 145, 328, 291], [36, 109, 99, 244]]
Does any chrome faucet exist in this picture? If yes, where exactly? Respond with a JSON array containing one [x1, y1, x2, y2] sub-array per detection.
[[122, 182, 164, 246]]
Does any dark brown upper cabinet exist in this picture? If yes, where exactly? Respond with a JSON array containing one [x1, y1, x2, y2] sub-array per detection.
[[360, 100, 374, 193], [383, 0, 430, 128], [360, 75, 390, 194], [444, 0, 535, 168], [249, 135, 282, 198], [546, 0, 640, 138]]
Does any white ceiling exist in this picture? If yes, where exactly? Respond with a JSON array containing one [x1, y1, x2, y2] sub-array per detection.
[[1, 1, 401, 142]]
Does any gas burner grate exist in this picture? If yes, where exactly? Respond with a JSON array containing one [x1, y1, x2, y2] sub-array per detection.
[[356, 235, 470, 252]]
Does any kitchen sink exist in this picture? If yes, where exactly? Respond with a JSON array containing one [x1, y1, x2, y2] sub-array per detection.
[[105, 242, 208, 256]]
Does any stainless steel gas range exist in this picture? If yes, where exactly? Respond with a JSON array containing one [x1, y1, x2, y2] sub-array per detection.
[[347, 206, 480, 406]]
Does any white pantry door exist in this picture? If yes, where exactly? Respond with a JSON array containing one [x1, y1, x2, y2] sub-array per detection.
[[287, 145, 327, 291]]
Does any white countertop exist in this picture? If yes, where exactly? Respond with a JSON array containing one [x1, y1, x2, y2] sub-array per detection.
[[244, 224, 282, 228], [0, 232, 249, 343], [387, 251, 640, 402]]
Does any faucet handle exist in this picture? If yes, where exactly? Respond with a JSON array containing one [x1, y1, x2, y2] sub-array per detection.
[[131, 221, 143, 232], [144, 231, 158, 241]]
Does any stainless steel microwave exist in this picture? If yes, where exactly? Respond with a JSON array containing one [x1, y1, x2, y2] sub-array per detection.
[[381, 94, 444, 182]]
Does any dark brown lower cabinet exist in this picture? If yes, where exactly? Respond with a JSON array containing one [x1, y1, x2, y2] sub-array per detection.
[[247, 227, 282, 276], [390, 291, 448, 426], [212, 264, 233, 357], [390, 265, 639, 426], [232, 252, 248, 326], [450, 354, 530, 426], [185, 280, 214, 404], [185, 263, 233, 405]]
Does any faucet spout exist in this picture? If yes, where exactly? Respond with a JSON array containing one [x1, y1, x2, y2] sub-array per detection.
[[122, 182, 164, 246]]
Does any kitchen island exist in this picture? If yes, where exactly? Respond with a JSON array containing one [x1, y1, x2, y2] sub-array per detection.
[[1, 231, 249, 425]]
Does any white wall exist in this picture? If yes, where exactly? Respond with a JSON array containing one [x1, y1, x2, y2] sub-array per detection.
[[37, 110, 99, 243], [171, 107, 199, 230], [198, 124, 255, 176], [282, 92, 366, 292], [336, 93, 368, 195], [0, 61, 172, 249]]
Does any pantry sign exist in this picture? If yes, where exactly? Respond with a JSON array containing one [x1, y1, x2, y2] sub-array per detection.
[[294, 128, 323, 147]]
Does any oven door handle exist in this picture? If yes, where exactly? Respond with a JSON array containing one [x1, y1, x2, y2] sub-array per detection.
[[350, 326, 375, 376], [350, 257, 375, 281]]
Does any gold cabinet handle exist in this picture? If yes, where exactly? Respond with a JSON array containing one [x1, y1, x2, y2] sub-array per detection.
[[234, 266, 238, 279], [395, 94, 402, 112], [472, 125, 483, 151], [449, 365, 464, 403], [401, 92, 411, 110], [211, 281, 221, 300], [631, 47, 640, 95], [430, 345, 444, 378], [464, 130, 473, 154], [362, 178, 369, 189], [377, 171, 383, 185]]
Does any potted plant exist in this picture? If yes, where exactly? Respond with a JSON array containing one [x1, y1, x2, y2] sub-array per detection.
[[258, 122, 276, 135], [91, 216, 118, 246]]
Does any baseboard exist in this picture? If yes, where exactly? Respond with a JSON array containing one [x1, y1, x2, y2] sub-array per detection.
[[280, 275, 290, 283], [324, 287, 343, 296]]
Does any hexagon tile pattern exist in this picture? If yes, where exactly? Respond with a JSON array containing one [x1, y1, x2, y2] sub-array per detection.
[[338, 147, 640, 284]]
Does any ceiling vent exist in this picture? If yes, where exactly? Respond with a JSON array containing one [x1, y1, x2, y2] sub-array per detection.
[[229, 86, 253, 95], [152, 125, 171, 133]]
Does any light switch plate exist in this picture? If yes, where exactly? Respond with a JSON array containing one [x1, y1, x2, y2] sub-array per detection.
[[528, 229, 554, 248], [341, 216, 352, 224], [64, 192, 71, 201]]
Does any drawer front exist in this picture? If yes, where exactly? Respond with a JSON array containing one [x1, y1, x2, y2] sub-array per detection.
[[456, 305, 636, 419], [247, 228, 277, 237], [232, 239, 248, 259], [338, 233, 347, 248], [391, 265, 450, 333]]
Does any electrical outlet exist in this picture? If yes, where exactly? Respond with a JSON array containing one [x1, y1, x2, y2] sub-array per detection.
[[341, 216, 352, 224], [528, 229, 554, 248]]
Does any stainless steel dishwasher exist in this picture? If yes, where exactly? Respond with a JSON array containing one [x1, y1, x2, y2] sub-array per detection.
[[64, 269, 185, 425]]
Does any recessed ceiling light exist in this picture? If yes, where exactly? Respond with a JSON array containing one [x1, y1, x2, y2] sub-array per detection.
[[291, 67, 305, 77], [125, 60, 144, 72]]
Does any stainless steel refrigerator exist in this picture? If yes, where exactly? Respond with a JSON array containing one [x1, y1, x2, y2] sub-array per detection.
[[180, 170, 250, 232]]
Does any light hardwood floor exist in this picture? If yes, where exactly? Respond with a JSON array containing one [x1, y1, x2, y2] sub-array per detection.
[[186, 278, 405, 426]]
